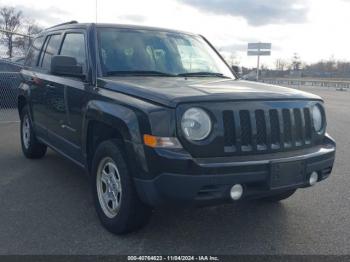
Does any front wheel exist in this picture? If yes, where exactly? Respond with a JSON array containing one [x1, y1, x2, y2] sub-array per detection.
[[91, 140, 152, 234], [20, 105, 47, 159]]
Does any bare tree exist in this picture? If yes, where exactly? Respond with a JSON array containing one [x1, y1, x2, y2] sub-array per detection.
[[275, 58, 288, 71], [14, 19, 42, 53], [0, 6, 23, 57], [291, 53, 302, 71], [228, 52, 240, 67]]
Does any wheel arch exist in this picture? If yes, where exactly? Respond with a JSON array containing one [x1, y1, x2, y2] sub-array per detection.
[[17, 82, 31, 117], [83, 100, 149, 176]]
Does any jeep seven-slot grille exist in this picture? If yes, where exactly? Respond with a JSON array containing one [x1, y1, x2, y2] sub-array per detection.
[[223, 107, 313, 153]]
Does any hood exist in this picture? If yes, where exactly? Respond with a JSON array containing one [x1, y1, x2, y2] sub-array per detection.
[[99, 77, 322, 107]]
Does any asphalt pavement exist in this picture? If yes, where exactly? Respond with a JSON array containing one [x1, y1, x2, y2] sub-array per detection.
[[0, 87, 349, 255]]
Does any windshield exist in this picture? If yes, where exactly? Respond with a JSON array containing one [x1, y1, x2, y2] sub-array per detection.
[[97, 28, 235, 79]]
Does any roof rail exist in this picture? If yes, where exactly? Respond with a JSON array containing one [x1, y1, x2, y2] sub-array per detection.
[[46, 20, 78, 30]]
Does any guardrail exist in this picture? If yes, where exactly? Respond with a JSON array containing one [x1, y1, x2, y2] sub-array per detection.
[[260, 78, 350, 89]]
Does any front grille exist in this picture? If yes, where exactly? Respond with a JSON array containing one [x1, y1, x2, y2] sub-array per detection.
[[282, 109, 292, 147], [294, 108, 303, 146], [223, 106, 314, 153], [240, 110, 252, 151], [255, 110, 267, 150], [269, 110, 280, 148]]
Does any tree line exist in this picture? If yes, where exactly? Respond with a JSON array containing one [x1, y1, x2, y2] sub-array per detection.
[[272, 55, 350, 78]]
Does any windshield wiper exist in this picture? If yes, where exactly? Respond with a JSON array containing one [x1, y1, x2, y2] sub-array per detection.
[[106, 70, 177, 77], [177, 72, 230, 78], [106, 70, 231, 78]]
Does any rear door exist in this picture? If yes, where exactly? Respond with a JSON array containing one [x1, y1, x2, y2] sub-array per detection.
[[22, 35, 46, 138], [34, 33, 63, 140]]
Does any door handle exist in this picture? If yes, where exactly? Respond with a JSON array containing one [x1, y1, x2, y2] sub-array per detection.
[[46, 84, 55, 89]]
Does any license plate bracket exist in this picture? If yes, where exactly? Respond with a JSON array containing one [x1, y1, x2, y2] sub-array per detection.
[[270, 160, 306, 189]]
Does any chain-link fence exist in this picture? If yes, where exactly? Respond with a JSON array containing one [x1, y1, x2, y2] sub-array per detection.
[[0, 29, 31, 123]]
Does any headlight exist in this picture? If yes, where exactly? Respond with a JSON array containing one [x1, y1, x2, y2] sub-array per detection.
[[312, 104, 324, 132], [181, 107, 212, 141]]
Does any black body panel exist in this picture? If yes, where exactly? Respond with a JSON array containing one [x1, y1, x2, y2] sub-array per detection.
[[18, 22, 336, 206], [134, 135, 335, 206], [100, 77, 321, 108]]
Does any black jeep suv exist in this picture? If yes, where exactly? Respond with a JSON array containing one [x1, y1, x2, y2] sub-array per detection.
[[18, 21, 336, 234]]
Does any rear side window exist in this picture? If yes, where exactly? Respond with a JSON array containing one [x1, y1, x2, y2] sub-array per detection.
[[59, 33, 86, 71], [40, 34, 62, 70], [25, 36, 44, 67]]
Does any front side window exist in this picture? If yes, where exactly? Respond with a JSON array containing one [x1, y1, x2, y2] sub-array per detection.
[[59, 33, 86, 71], [98, 28, 234, 78], [40, 34, 62, 70]]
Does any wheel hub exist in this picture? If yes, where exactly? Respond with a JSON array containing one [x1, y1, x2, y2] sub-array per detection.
[[96, 158, 122, 218], [22, 115, 30, 149]]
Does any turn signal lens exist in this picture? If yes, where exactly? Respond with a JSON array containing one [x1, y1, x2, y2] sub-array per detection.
[[143, 135, 182, 148]]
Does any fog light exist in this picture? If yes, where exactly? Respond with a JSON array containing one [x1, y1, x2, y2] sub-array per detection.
[[309, 172, 318, 186], [230, 184, 243, 200]]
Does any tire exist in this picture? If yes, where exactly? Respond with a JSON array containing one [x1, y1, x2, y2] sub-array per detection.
[[91, 139, 152, 234], [261, 189, 297, 202], [20, 105, 47, 159]]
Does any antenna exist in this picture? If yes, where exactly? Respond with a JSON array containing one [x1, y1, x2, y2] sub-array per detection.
[[95, 0, 98, 24], [95, 0, 98, 89]]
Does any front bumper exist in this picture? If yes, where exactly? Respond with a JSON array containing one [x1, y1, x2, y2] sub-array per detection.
[[134, 135, 336, 207]]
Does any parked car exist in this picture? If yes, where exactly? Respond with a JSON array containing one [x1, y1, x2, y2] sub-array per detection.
[[241, 71, 258, 81], [0, 59, 22, 108], [18, 21, 336, 234], [9, 56, 25, 65]]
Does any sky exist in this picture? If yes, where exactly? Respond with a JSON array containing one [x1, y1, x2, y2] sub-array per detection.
[[1, 0, 350, 68]]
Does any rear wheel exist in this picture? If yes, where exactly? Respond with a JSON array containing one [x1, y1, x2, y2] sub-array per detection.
[[261, 189, 297, 202], [20, 105, 47, 159], [91, 139, 152, 234]]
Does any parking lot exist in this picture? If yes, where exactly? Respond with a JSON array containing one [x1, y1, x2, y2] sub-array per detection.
[[0, 87, 349, 255]]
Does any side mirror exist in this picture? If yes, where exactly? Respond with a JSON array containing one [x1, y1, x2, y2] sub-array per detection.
[[51, 55, 83, 77]]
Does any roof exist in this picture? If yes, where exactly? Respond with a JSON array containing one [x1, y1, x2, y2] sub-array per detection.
[[43, 22, 197, 36]]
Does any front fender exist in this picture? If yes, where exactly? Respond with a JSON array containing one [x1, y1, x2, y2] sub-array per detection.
[[82, 100, 150, 177]]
